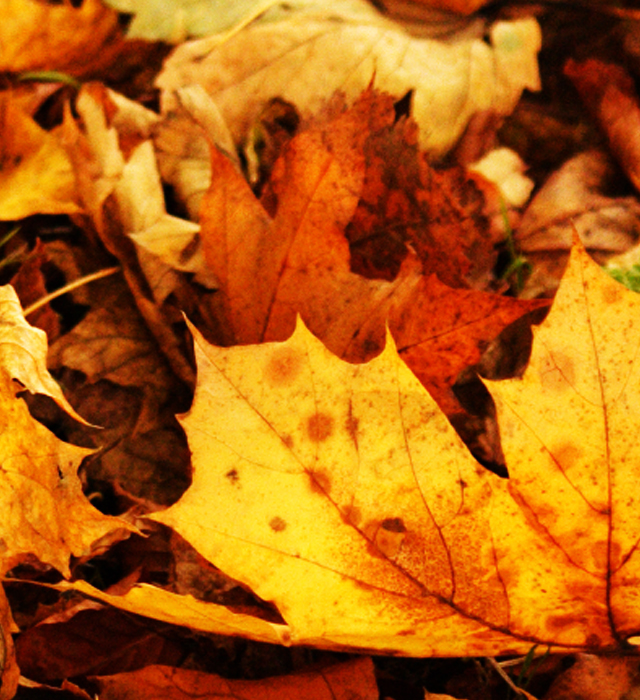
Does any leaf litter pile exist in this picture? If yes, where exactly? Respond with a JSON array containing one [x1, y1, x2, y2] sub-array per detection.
[[4, 0, 640, 698]]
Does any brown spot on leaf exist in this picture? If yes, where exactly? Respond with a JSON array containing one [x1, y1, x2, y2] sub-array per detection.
[[308, 469, 332, 494], [281, 433, 294, 449], [381, 517, 407, 533], [307, 412, 334, 442], [269, 516, 287, 532], [345, 411, 359, 444], [341, 504, 362, 527], [603, 283, 623, 305], [546, 613, 577, 631], [552, 442, 582, 469], [225, 469, 239, 484], [265, 347, 303, 387], [375, 517, 407, 558], [540, 352, 575, 392]]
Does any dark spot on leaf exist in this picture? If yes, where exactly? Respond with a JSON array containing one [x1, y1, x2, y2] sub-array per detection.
[[265, 347, 303, 386], [307, 412, 334, 442], [381, 517, 406, 533], [546, 613, 576, 631], [225, 468, 239, 484], [269, 516, 287, 532], [345, 412, 359, 443], [341, 504, 362, 526], [308, 469, 331, 494], [281, 434, 294, 449]]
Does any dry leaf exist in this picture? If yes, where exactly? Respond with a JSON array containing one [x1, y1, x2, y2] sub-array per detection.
[[0, 587, 19, 700], [0, 286, 135, 698], [516, 149, 640, 297], [91, 657, 378, 700], [543, 654, 640, 700], [565, 58, 640, 195], [0, 95, 79, 221], [0, 285, 134, 577], [156, 0, 540, 158], [112, 240, 640, 657], [200, 88, 545, 414]]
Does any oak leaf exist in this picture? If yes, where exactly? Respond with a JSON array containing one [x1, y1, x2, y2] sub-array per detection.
[[133, 240, 640, 657]]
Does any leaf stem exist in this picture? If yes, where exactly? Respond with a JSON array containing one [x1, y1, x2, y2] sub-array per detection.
[[22, 266, 121, 317]]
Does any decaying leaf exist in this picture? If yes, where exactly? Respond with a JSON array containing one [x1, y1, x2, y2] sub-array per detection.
[[516, 149, 640, 298], [120, 240, 640, 658], [156, 0, 541, 158]]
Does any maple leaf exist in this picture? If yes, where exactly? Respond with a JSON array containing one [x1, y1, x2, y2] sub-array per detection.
[[156, 0, 541, 158], [113, 239, 640, 658], [200, 88, 545, 414]]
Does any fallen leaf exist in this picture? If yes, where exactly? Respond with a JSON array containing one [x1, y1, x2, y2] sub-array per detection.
[[10, 239, 60, 341], [104, 0, 283, 42], [200, 88, 545, 415], [0, 285, 134, 577], [516, 149, 640, 297], [91, 657, 378, 700], [48, 278, 191, 505], [0, 286, 135, 697], [390, 274, 547, 416], [199, 88, 424, 351], [0, 95, 79, 220], [543, 654, 640, 700], [62, 83, 213, 387], [119, 240, 640, 657], [15, 606, 185, 682], [565, 58, 640, 195], [0, 587, 19, 700], [0, 0, 124, 77], [156, 0, 541, 158]]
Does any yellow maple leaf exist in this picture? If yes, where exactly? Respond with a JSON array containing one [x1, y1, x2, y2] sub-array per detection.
[[63, 240, 640, 658]]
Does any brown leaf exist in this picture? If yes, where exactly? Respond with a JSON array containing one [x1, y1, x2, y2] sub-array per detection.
[[92, 658, 378, 700], [11, 239, 61, 342], [391, 274, 547, 416], [565, 58, 640, 195], [15, 607, 184, 682], [200, 88, 544, 413]]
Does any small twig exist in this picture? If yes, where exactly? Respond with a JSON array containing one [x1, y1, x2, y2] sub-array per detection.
[[23, 266, 121, 317]]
